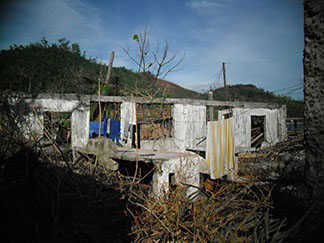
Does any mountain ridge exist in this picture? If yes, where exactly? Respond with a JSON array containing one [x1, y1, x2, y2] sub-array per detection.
[[0, 39, 303, 117]]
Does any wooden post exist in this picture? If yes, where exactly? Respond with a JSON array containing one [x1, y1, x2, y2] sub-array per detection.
[[208, 90, 214, 121], [222, 62, 227, 101], [105, 51, 115, 85]]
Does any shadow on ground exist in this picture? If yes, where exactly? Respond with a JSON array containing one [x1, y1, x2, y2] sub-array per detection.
[[0, 147, 132, 243]]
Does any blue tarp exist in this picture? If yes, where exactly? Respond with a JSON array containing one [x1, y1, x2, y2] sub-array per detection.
[[89, 118, 108, 138]]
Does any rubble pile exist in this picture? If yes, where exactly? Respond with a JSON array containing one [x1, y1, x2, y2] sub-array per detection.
[[238, 133, 305, 183]]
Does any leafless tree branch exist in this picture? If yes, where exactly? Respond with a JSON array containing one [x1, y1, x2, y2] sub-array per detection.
[[122, 27, 185, 97]]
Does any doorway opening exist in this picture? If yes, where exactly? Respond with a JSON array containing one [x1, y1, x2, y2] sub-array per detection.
[[251, 115, 265, 148]]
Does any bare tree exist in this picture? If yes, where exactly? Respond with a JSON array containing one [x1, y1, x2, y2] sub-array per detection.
[[123, 27, 185, 97]]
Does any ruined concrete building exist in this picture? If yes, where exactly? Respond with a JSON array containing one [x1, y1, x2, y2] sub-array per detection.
[[9, 93, 286, 197]]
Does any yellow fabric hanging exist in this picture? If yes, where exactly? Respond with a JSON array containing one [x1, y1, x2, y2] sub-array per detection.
[[206, 118, 234, 179]]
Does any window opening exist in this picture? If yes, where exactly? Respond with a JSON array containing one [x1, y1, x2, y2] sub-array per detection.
[[223, 112, 233, 119], [251, 115, 265, 148], [43, 111, 71, 145], [213, 106, 232, 121], [169, 173, 177, 191], [137, 103, 173, 140], [89, 102, 120, 139], [90, 102, 120, 122]]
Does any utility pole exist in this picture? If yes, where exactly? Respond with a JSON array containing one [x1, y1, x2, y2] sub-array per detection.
[[101, 51, 115, 133], [208, 89, 214, 121], [105, 51, 115, 85], [222, 62, 227, 101]]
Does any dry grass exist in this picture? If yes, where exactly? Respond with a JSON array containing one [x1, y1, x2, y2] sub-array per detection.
[[120, 176, 287, 243]]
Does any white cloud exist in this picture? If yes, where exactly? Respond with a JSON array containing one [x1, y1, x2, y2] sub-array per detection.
[[33, 0, 106, 42], [188, 0, 222, 9], [15, 0, 128, 60], [187, 0, 227, 14]]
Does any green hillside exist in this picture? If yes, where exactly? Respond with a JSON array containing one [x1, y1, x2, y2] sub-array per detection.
[[212, 84, 282, 103], [211, 84, 303, 117], [0, 39, 302, 117], [0, 39, 202, 99]]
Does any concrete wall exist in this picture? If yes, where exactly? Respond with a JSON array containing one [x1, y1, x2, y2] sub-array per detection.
[[12, 97, 208, 153], [141, 104, 207, 152], [218, 107, 286, 152], [172, 104, 207, 151], [11, 93, 286, 156], [32, 98, 90, 149], [304, 0, 324, 198], [152, 155, 209, 197], [8, 97, 44, 141], [277, 105, 287, 142], [10, 97, 90, 149]]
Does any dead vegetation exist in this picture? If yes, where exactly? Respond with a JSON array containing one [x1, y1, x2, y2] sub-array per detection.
[[1, 93, 320, 243], [238, 133, 305, 183], [123, 179, 287, 242]]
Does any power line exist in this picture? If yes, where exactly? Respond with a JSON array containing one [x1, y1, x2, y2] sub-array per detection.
[[281, 87, 303, 96], [210, 67, 223, 89], [271, 84, 303, 93]]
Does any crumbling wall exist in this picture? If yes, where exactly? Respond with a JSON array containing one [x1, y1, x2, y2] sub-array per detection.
[[172, 104, 206, 152], [304, 0, 324, 198], [218, 107, 286, 152], [141, 104, 207, 152], [277, 105, 287, 142], [11, 97, 90, 149], [8, 97, 44, 140], [152, 155, 209, 197]]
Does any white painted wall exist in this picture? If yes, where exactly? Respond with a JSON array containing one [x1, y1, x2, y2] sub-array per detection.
[[11, 97, 90, 148], [152, 155, 209, 198], [71, 106, 90, 148], [141, 104, 207, 152], [12, 94, 286, 155], [8, 97, 43, 141], [32, 98, 90, 148], [218, 107, 287, 152], [172, 104, 207, 152], [278, 105, 287, 142]]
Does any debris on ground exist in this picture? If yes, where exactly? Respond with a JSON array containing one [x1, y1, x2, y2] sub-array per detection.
[[238, 133, 305, 182]]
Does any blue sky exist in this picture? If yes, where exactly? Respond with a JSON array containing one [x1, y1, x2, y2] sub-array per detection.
[[0, 0, 304, 99]]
